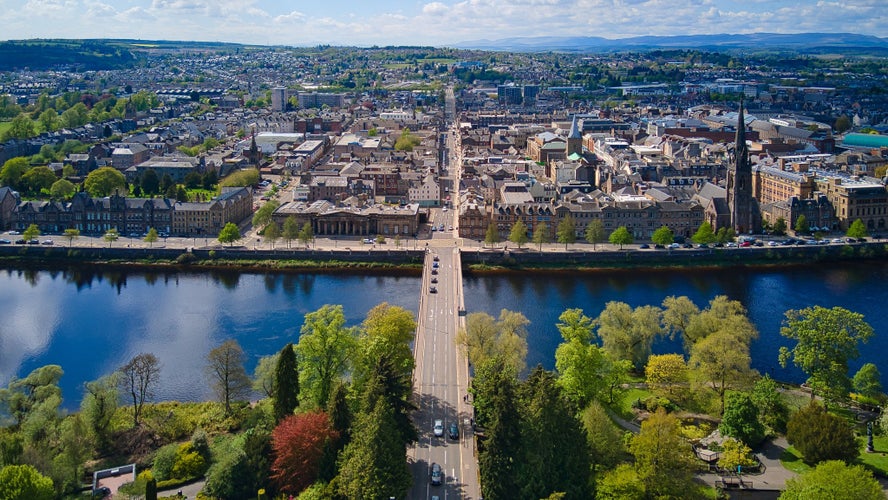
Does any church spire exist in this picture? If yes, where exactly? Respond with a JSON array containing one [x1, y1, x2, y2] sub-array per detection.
[[568, 114, 581, 140], [735, 100, 748, 163]]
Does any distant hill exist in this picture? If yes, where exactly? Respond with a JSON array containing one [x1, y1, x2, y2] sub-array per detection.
[[453, 33, 888, 54]]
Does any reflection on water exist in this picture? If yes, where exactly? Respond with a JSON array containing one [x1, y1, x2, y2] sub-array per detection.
[[0, 266, 421, 410]]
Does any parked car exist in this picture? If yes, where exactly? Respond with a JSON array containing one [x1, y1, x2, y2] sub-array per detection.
[[433, 255, 439, 261], [362, 238, 374, 244], [431, 277, 438, 283], [431, 269, 438, 275], [639, 244, 650, 249], [7, 230, 20, 235], [41, 239, 54, 245], [667, 243, 680, 249], [0, 239, 10, 244], [429, 286, 437, 293], [14, 239, 25, 244]]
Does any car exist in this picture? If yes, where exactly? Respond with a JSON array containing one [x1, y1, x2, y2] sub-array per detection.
[[7, 230, 20, 235], [433, 255, 439, 261], [27, 239, 39, 245], [430, 463, 443, 486], [362, 238, 374, 244], [654, 244, 665, 249], [831, 238, 845, 244], [15, 239, 25, 244], [0, 239, 9, 244], [740, 241, 752, 247], [667, 243, 680, 249], [430, 226, 437, 232], [432, 262, 439, 268], [431, 277, 438, 283], [639, 244, 650, 249], [682, 243, 693, 248], [429, 286, 437, 293], [448, 422, 459, 440], [726, 242, 738, 248], [442, 207, 448, 212], [431, 269, 438, 275], [41, 239, 53, 245], [94, 486, 111, 498], [857, 237, 868, 243], [433, 419, 444, 437], [696, 243, 708, 249]]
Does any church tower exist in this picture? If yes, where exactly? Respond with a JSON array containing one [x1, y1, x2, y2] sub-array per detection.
[[725, 101, 760, 234], [566, 115, 582, 157]]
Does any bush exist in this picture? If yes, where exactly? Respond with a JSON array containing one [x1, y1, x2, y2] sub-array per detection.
[[641, 396, 676, 413], [191, 428, 211, 460], [171, 443, 207, 479], [720, 392, 765, 447], [787, 401, 859, 465], [152, 443, 179, 481]]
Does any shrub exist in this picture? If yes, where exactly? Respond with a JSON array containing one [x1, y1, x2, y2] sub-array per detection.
[[720, 391, 765, 447], [190, 428, 211, 460], [171, 442, 207, 479], [787, 401, 859, 465], [152, 443, 179, 481]]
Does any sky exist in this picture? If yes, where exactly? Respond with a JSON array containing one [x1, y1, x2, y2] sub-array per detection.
[[0, 0, 885, 47]]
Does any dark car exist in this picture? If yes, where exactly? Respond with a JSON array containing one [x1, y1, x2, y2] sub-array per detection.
[[429, 286, 437, 293], [93, 486, 111, 498], [431, 277, 438, 283], [0, 239, 10, 244], [448, 422, 459, 440], [433, 255, 439, 262], [431, 269, 438, 275], [654, 244, 665, 249], [639, 244, 650, 249], [430, 463, 443, 486], [14, 239, 25, 245]]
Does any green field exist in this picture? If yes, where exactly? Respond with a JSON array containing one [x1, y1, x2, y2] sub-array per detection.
[[0, 121, 12, 137]]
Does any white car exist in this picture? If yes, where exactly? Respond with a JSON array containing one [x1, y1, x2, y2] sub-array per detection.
[[433, 419, 444, 437]]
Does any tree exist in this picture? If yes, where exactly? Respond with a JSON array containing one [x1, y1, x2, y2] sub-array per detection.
[[0, 157, 29, 189], [49, 179, 76, 200], [779, 306, 874, 401], [484, 222, 500, 247], [252, 353, 278, 399], [556, 215, 576, 250], [650, 225, 674, 246], [0, 364, 62, 428], [787, 401, 859, 464], [772, 217, 787, 235], [264, 222, 280, 249], [118, 353, 160, 427], [532, 221, 551, 251], [206, 339, 251, 414], [20, 166, 56, 196], [297, 222, 313, 248], [252, 200, 280, 230], [585, 219, 605, 250], [645, 354, 688, 402], [270, 411, 337, 495], [691, 222, 716, 244], [282, 216, 300, 248], [336, 399, 411, 499], [22, 224, 40, 243], [144, 228, 159, 247], [274, 343, 299, 422], [476, 359, 522, 500], [751, 374, 789, 434], [296, 305, 358, 408], [218, 222, 241, 246], [356, 303, 416, 389], [0, 464, 54, 500], [595, 464, 645, 500], [781, 460, 883, 500], [84, 167, 125, 197], [2, 114, 36, 140], [716, 226, 736, 244], [608, 226, 633, 249], [717, 438, 757, 472], [794, 214, 810, 234], [80, 374, 118, 452], [596, 301, 662, 371], [508, 220, 529, 249], [394, 128, 420, 151], [103, 228, 119, 247], [834, 115, 852, 134], [847, 218, 868, 239], [580, 401, 626, 474], [554, 308, 607, 408], [629, 408, 697, 498], [689, 330, 756, 414], [160, 174, 174, 194], [853, 363, 883, 401], [37, 109, 60, 133], [720, 391, 766, 446], [61, 228, 79, 247], [456, 310, 528, 377], [141, 169, 160, 195], [661, 295, 699, 343]]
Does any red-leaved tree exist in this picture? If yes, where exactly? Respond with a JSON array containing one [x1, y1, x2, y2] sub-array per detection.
[[271, 410, 338, 494]]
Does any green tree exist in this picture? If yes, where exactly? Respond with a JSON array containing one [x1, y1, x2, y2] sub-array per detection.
[[141, 169, 160, 195], [0, 464, 54, 500], [556, 215, 576, 250], [532, 221, 550, 251], [608, 226, 633, 249], [554, 308, 607, 408], [781, 460, 883, 500], [218, 222, 241, 246], [298, 222, 314, 248], [37, 109, 60, 133], [716, 226, 736, 244], [456, 310, 529, 377], [645, 353, 688, 402], [0, 157, 29, 189], [584, 219, 605, 250], [296, 305, 358, 408], [60, 102, 88, 128], [393, 128, 420, 151], [779, 305, 874, 401], [751, 374, 789, 434], [595, 464, 645, 500], [720, 391, 766, 446], [220, 168, 260, 188], [55, 414, 93, 494], [852, 363, 883, 400], [22, 223, 40, 242], [794, 214, 810, 234], [508, 220, 529, 249], [84, 167, 125, 197], [661, 295, 699, 343], [80, 373, 118, 452], [691, 222, 716, 244], [274, 343, 299, 422], [834, 115, 852, 134], [336, 399, 411, 499], [282, 216, 300, 248], [252, 200, 280, 229], [62, 228, 79, 247], [206, 339, 252, 414], [103, 228, 119, 247], [252, 353, 278, 399], [629, 408, 697, 498], [689, 330, 756, 414], [20, 166, 56, 196], [596, 301, 662, 371], [144, 228, 159, 247], [264, 221, 280, 249], [717, 437, 757, 472], [846, 218, 868, 239], [355, 303, 416, 392], [484, 222, 500, 247], [49, 179, 76, 200], [650, 225, 674, 246], [2, 114, 36, 140], [580, 401, 626, 474], [0, 364, 62, 428], [477, 358, 522, 500], [772, 217, 787, 235], [787, 401, 859, 464]]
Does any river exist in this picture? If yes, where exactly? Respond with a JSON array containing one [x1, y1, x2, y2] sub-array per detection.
[[1, 261, 885, 410]]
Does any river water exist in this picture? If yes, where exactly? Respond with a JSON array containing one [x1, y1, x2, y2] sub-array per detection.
[[1, 261, 885, 410]]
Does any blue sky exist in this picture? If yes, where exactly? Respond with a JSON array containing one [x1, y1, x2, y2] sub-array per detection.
[[1, 0, 884, 46]]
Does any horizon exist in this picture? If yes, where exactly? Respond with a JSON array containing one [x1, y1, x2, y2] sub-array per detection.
[[1, 0, 885, 48]]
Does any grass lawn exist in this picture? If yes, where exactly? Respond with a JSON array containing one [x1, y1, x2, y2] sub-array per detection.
[[611, 387, 653, 421], [857, 435, 888, 477], [0, 121, 11, 137], [780, 445, 812, 474]]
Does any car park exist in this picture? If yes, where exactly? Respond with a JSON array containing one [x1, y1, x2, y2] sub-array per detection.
[[433, 419, 444, 437]]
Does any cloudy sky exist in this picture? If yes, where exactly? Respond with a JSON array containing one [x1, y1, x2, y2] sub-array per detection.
[[1, 0, 884, 46]]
